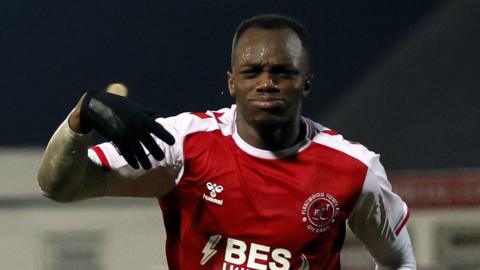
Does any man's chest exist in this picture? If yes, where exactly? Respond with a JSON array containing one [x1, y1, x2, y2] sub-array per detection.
[[177, 136, 366, 244], [160, 134, 368, 269]]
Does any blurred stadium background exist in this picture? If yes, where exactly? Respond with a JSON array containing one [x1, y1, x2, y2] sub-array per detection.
[[1, 1, 479, 269]]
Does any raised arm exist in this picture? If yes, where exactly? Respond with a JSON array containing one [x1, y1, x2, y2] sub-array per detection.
[[37, 85, 178, 202]]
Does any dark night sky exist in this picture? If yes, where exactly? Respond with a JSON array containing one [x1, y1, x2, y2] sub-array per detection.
[[4, 0, 468, 170]]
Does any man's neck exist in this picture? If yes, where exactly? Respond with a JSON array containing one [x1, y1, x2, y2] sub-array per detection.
[[235, 114, 304, 151]]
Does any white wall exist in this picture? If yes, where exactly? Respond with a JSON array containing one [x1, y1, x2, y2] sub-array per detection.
[[0, 148, 168, 270], [0, 200, 168, 270], [0, 147, 44, 197]]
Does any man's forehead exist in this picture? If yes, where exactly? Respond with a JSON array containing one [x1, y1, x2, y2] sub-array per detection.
[[233, 28, 305, 65]]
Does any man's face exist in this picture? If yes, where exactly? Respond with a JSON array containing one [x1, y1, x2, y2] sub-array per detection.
[[229, 27, 310, 128]]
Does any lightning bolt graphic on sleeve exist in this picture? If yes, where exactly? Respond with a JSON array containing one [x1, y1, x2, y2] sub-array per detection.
[[200, 234, 222, 265]]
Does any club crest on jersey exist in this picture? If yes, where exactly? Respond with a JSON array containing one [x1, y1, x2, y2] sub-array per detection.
[[203, 182, 224, 205], [301, 193, 340, 233]]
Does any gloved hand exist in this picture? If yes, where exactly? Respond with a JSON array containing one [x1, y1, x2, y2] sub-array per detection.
[[80, 89, 175, 170]]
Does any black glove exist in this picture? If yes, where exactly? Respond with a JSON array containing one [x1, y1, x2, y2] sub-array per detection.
[[80, 90, 175, 170]]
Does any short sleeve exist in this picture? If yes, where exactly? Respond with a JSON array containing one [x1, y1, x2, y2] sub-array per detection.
[[348, 155, 415, 268], [87, 114, 189, 182]]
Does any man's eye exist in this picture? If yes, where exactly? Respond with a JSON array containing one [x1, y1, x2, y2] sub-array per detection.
[[276, 71, 299, 78], [285, 69, 300, 74], [273, 68, 300, 77], [240, 70, 260, 78]]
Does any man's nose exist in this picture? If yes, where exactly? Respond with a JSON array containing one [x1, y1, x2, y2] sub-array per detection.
[[255, 72, 279, 92]]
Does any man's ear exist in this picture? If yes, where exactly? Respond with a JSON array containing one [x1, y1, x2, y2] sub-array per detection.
[[303, 78, 312, 97], [227, 70, 235, 97]]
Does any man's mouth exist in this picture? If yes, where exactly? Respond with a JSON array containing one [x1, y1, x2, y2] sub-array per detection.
[[249, 96, 285, 110]]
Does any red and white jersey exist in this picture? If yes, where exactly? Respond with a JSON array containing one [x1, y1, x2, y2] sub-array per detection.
[[88, 105, 410, 270]]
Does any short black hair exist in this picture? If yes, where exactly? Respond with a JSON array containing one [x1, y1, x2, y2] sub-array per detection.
[[231, 14, 310, 64]]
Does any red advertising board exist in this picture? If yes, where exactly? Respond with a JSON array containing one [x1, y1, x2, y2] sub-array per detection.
[[390, 169, 480, 208]]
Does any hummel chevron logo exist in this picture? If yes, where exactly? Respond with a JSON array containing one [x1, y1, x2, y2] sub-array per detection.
[[203, 182, 224, 205]]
